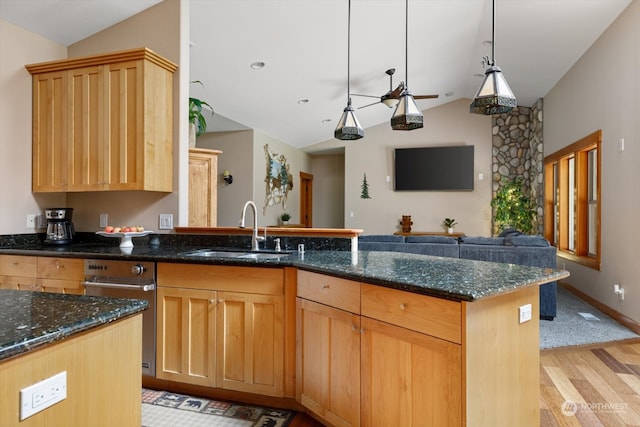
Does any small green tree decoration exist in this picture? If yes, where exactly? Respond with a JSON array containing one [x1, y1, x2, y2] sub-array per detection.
[[491, 177, 536, 234], [361, 173, 371, 199]]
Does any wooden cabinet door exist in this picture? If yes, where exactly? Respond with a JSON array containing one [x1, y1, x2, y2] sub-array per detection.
[[104, 60, 142, 191], [361, 317, 462, 427], [188, 148, 220, 227], [32, 70, 68, 192], [67, 65, 104, 191], [217, 291, 284, 396], [156, 287, 216, 386], [297, 298, 361, 427], [37, 257, 84, 294]]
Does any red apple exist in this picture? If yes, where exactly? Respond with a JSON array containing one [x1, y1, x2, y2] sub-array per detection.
[[104, 226, 114, 233]]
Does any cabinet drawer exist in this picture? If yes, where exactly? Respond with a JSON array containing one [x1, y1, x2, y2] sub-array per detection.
[[157, 263, 284, 295], [0, 255, 37, 277], [37, 257, 84, 280], [361, 284, 461, 344], [297, 270, 360, 314]]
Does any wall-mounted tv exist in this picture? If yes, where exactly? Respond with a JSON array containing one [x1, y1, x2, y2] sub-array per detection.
[[394, 145, 474, 191]]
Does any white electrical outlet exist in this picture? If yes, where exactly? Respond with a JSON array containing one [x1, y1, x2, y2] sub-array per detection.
[[159, 214, 173, 230], [99, 213, 108, 228], [26, 214, 36, 228], [20, 371, 67, 420], [519, 304, 532, 324]]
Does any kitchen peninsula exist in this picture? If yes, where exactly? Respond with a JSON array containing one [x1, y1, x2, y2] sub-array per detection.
[[0, 289, 147, 427], [0, 233, 569, 426]]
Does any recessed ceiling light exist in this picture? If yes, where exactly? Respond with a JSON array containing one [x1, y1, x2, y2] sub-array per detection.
[[482, 40, 493, 46], [322, 119, 332, 123], [445, 91, 454, 97], [298, 99, 309, 104], [250, 61, 265, 69], [474, 73, 484, 78]]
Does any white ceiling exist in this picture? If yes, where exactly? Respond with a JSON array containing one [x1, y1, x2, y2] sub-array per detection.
[[0, 0, 632, 149]]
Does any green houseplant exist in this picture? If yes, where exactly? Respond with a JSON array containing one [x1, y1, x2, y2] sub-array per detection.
[[189, 81, 214, 139], [443, 218, 458, 233], [280, 212, 291, 225], [491, 177, 536, 234]]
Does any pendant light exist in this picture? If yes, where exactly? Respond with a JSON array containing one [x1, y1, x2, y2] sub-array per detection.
[[470, 0, 516, 115], [391, 0, 423, 131], [335, 0, 364, 140]]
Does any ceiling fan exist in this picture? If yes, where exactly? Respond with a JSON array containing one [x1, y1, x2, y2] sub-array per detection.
[[351, 68, 439, 109]]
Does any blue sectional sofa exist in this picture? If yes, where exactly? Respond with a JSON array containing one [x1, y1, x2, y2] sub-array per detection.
[[359, 233, 558, 320]]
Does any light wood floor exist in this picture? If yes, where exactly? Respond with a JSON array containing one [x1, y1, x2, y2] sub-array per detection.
[[291, 339, 640, 426]]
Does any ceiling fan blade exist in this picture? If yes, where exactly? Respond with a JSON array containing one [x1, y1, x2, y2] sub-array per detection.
[[357, 100, 382, 109], [351, 93, 381, 99], [414, 94, 439, 99]]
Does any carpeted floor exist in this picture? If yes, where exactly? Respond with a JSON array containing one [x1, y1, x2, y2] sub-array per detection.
[[539, 286, 639, 349], [141, 388, 295, 427]]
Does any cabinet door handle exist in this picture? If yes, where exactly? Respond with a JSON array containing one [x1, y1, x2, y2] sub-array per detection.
[[399, 303, 406, 310], [322, 284, 330, 290]]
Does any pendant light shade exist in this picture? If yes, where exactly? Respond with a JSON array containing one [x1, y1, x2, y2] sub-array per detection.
[[335, 0, 364, 140], [391, 90, 423, 130], [391, 0, 423, 131], [335, 101, 364, 140], [470, 0, 516, 115]]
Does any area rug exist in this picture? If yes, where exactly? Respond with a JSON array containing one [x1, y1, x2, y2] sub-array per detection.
[[141, 388, 295, 427], [539, 286, 639, 349]]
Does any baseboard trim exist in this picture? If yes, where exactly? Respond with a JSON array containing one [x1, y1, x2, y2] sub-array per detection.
[[560, 281, 640, 335]]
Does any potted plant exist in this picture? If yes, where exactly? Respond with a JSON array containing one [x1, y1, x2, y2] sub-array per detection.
[[491, 177, 536, 235], [443, 218, 458, 234], [189, 81, 214, 147], [280, 212, 291, 225]]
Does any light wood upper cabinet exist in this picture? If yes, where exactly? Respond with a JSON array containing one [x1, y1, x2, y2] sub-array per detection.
[[189, 148, 221, 227], [26, 47, 177, 193]]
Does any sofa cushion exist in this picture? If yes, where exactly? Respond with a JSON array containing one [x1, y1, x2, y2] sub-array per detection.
[[505, 234, 550, 247], [460, 236, 505, 246], [405, 235, 458, 244], [359, 234, 405, 243]]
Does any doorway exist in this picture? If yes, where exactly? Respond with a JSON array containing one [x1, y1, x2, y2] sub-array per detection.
[[300, 172, 313, 227]]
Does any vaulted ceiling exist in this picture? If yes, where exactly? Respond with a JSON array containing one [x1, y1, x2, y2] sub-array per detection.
[[0, 0, 631, 148]]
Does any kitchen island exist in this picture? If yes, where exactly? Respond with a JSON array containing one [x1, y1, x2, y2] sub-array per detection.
[[0, 289, 147, 427], [0, 233, 569, 426]]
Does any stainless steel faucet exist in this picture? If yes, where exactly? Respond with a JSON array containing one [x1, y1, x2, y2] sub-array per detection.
[[239, 201, 265, 251]]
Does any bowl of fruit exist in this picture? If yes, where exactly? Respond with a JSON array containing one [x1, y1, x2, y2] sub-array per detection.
[[96, 226, 153, 248]]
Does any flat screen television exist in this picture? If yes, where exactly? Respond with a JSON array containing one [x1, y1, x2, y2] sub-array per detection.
[[394, 145, 474, 191]]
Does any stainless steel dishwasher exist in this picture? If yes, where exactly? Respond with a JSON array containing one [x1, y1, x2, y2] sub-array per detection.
[[83, 259, 156, 376]]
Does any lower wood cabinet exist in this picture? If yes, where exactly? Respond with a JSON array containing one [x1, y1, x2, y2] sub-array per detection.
[[297, 298, 361, 427], [0, 255, 84, 294], [0, 255, 38, 291], [156, 263, 285, 396]]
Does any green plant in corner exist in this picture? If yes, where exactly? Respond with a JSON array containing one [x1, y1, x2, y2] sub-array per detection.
[[280, 212, 291, 222], [189, 81, 214, 137], [491, 177, 536, 234]]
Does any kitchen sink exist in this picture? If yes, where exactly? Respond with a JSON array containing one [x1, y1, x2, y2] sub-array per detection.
[[180, 249, 292, 259]]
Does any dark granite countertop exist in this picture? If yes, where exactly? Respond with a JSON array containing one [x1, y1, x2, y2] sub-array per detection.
[[0, 290, 147, 362], [0, 232, 569, 302]]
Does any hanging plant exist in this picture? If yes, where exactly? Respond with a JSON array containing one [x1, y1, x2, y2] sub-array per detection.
[[361, 173, 371, 199], [491, 177, 536, 234]]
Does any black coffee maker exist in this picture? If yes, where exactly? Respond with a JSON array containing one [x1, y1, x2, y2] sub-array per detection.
[[44, 208, 76, 244]]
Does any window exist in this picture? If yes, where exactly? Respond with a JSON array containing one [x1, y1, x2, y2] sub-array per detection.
[[544, 130, 601, 270]]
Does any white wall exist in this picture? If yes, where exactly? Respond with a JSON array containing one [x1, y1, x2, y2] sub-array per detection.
[[544, 1, 640, 321], [0, 18, 66, 234], [306, 98, 493, 235]]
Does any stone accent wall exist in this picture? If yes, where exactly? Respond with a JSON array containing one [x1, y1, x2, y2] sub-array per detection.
[[491, 98, 544, 235]]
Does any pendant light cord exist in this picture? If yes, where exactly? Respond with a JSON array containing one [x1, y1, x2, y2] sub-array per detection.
[[491, 0, 496, 66], [404, 0, 409, 89], [347, 0, 352, 105]]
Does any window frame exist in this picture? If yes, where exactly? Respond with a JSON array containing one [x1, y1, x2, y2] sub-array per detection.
[[544, 130, 601, 270]]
